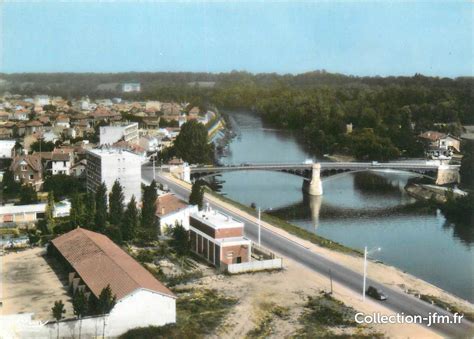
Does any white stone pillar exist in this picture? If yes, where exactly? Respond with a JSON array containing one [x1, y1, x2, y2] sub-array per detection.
[[309, 163, 323, 196]]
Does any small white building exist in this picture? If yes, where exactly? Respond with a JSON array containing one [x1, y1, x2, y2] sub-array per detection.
[[122, 83, 141, 93], [0, 140, 16, 158], [155, 193, 199, 233], [139, 135, 161, 153], [100, 122, 139, 146], [0, 200, 71, 224], [86, 148, 142, 203]]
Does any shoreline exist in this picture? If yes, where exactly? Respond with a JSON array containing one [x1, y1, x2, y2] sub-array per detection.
[[163, 173, 474, 320]]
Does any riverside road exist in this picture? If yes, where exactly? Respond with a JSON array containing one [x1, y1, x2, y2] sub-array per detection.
[[143, 166, 473, 338]]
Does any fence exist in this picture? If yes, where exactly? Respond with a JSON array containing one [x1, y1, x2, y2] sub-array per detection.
[[224, 258, 283, 274]]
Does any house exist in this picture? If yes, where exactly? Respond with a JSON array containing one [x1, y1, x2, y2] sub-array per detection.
[[39, 149, 74, 175], [54, 115, 70, 128], [122, 83, 141, 93], [189, 206, 252, 268], [419, 131, 461, 159], [139, 135, 161, 153], [155, 193, 198, 233], [0, 140, 16, 158], [0, 200, 71, 224], [145, 101, 162, 112], [9, 154, 43, 190], [34, 95, 50, 107], [70, 158, 87, 177], [49, 228, 176, 337]]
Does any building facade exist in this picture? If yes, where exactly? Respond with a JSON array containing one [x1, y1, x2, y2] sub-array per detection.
[[9, 154, 43, 191], [86, 148, 142, 203], [99, 122, 139, 146], [189, 207, 251, 268]]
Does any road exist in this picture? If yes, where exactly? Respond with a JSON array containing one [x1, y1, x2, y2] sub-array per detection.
[[143, 166, 473, 337]]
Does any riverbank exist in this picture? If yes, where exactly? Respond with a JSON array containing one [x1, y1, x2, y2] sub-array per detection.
[[164, 173, 474, 323]]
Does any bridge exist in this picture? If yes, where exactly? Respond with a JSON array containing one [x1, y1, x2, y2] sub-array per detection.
[[183, 161, 460, 196]]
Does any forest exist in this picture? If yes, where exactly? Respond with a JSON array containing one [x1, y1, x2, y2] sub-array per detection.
[[1, 71, 472, 159]]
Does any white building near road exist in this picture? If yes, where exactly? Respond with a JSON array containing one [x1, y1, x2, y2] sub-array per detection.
[[100, 122, 139, 146], [86, 148, 142, 203]]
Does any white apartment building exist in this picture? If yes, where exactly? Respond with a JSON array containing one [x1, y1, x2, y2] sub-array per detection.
[[34, 95, 50, 107], [100, 122, 139, 146], [86, 148, 142, 203], [0, 140, 16, 158]]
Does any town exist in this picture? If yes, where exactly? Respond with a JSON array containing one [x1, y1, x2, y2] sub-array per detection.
[[1, 1, 474, 338], [0, 85, 473, 338]]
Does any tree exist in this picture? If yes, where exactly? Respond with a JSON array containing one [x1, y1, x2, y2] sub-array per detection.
[[94, 182, 108, 233], [108, 180, 124, 226], [122, 195, 139, 241], [84, 192, 96, 230], [173, 120, 214, 164], [51, 300, 66, 339], [19, 184, 38, 205], [43, 174, 85, 200], [189, 180, 204, 210], [72, 290, 88, 339], [140, 181, 158, 240], [460, 140, 474, 190], [30, 139, 55, 152], [171, 222, 190, 256], [70, 193, 85, 229], [2, 167, 20, 195], [98, 284, 116, 338], [45, 191, 56, 232]]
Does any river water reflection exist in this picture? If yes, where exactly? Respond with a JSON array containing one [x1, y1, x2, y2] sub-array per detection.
[[215, 111, 474, 303]]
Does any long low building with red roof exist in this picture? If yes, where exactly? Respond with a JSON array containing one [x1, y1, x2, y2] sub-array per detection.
[[49, 227, 176, 336]]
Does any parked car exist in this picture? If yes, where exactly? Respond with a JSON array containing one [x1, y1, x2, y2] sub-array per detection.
[[371, 161, 380, 166], [367, 286, 387, 301]]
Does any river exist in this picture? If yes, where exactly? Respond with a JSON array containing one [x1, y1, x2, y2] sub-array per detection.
[[214, 111, 474, 303]]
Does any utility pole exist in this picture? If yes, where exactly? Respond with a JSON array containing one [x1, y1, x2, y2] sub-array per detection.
[[329, 269, 333, 294], [257, 207, 261, 246], [363, 246, 367, 301], [152, 154, 156, 181]]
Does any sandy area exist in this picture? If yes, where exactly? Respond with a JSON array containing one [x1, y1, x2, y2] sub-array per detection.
[[183, 257, 439, 338], [1, 247, 73, 320]]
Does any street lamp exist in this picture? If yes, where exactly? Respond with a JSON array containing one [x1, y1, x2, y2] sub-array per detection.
[[362, 246, 381, 301], [256, 207, 272, 246]]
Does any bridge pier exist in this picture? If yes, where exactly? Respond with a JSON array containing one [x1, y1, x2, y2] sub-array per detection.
[[436, 164, 460, 185], [308, 163, 323, 196]]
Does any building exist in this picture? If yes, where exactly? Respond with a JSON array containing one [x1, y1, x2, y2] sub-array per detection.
[[189, 206, 251, 268], [9, 154, 43, 190], [122, 83, 141, 93], [0, 200, 71, 224], [39, 149, 74, 175], [156, 193, 198, 233], [34, 95, 50, 107], [0, 140, 16, 159], [419, 131, 461, 152], [86, 148, 142, 203], [49, 228, 176, 337], [100, 122, 139, 146]]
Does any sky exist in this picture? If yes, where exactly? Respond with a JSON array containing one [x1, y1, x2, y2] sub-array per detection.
[[1, 1, 472, 77]]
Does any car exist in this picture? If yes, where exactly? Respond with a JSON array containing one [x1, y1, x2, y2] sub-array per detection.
[[371, 161, 380, 166], [366, 286, 387, 301]]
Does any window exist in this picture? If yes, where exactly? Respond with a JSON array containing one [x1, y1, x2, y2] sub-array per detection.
[[21, 165, 27, 171], [29, 174, 34, 180]]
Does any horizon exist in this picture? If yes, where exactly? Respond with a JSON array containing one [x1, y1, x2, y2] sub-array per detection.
[[2, 1, 472, 77]]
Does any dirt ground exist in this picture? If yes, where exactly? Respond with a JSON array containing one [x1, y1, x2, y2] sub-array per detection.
[[182, 257, 441, 338], [1, 247, 73, 320]]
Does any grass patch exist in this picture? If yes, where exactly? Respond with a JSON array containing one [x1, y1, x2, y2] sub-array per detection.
[[204, 188, 361, 256], [407, 291, 474, 322], [295, 292, 383, 338], [120, 288, 237, 339], [246, 302, 289, 338]]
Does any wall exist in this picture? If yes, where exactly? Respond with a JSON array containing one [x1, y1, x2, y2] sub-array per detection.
[[221, 244, 250, 265], [224, 258, 283, 274], [159, 205, 199, 232], [44, 289, 176, 338]]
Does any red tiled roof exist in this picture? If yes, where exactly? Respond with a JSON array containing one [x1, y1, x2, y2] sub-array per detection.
[[419, 131, 445, 141], [51, 228, 175, 300], [156, 193, 189, 216]]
